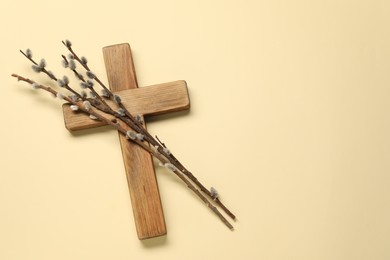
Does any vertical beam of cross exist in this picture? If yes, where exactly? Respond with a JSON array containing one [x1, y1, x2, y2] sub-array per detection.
[[103, 44, 166, 239]]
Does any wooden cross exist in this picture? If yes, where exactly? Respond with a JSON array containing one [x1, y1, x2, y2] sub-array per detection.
[[61, 43, 190, 240]]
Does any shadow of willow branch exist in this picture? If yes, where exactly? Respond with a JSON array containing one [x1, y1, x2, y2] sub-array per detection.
[[11, 73, 234, 230]]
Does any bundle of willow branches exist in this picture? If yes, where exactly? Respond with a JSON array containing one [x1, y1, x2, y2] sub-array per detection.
[[12, 40, 235, 230]]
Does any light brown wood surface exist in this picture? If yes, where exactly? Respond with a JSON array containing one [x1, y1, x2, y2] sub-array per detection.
[[61, 43, 190, 239]]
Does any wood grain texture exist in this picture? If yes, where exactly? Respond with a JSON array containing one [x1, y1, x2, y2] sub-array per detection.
[[62, 80, 189, 131], [103, 43, 166, 240]]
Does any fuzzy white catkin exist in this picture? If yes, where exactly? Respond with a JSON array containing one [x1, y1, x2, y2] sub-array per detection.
[[126, 131, 137, 140], [80, 56, 88, 65], [210, 187, 219, 199], [69, 59, 76, 70], [86, 71, 96, 79], [62, 75, 69, 85], [86, 80, 94, 88], [26, 49, 32, 58], [136, 133, 144, 141], [164, 163, 177, 172], [118, 108, 125, 116], [64, 39, 72, 48], [57, 79, 66, 88], [114, 95, 121, 104], [56, 93, 65, 99], [32, 64, 43, 73], [70, 105, 79, 111], [80, 82, 88, 89], [38, 59, 46, 68], [83, 101, 91, 111]]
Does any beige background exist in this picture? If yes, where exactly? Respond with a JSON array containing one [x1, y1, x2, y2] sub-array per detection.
[[1, 0, 390, 259]]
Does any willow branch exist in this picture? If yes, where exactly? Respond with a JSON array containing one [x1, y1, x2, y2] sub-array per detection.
[[11, 73, 234, 230]]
